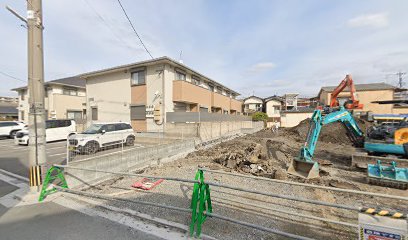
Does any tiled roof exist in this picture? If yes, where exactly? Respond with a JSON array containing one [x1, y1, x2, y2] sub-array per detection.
[[321, 83, 396, 92]]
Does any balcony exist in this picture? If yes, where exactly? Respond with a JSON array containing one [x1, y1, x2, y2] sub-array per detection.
[[230, 99, 242, 112], [211, 92, 230, 110], [173, 80, 212, 107]]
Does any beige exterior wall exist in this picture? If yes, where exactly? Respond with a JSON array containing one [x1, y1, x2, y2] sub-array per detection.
[[173, 80, 212, 110], [230, 99, 242, 113], [16, 85, 86, 122], [280, 112, 313, 128], [52, 94, 86, 119], [212, 92, 231, 112], [320, 89, 396, 114], [265, 100, 281, 118], [392, 107, 408, 114], [86, 71, 131, 124]]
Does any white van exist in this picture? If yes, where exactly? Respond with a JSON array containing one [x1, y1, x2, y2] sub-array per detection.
[[15, 119, 76, 145]]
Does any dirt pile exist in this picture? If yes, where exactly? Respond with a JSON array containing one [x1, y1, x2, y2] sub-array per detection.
[[287, 117, 372, 145], [187, 138, 292, 178]]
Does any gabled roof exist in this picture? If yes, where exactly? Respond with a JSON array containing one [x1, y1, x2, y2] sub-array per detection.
[[264, 95, 284, 103], [318, 82, 397, 98], [0, 106, 18, 114], [79, 56, 240, 96], [242, 95, 263, 101], [11, 76, 85, 91], [321, 82, 396, 92]]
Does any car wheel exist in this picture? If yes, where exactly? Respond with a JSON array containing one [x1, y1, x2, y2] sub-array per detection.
[[9, 131, 17, 139], [84, 142, 98, 154], [125, 136, 135, 146]]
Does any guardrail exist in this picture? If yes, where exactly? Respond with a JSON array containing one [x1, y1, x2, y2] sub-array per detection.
[[39, 165, 407, 239]]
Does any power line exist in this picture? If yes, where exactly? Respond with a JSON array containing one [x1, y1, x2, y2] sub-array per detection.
[[0, 70, 26, 83], [82, 0, 134, 50], [116, 0, 154, 59]]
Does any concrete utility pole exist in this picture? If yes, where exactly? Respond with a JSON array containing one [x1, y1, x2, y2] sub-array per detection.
[[27, 0, 46, 192], [396, 71, 406, 89]]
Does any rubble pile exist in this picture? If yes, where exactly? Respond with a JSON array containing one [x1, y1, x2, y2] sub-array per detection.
[[187, 138, 293, 178]]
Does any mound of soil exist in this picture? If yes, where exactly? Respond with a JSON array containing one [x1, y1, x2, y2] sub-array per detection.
[[287, 117, 372, 145]]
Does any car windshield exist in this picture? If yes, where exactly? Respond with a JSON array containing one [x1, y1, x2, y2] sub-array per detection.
[[82, 124, 104, 134]]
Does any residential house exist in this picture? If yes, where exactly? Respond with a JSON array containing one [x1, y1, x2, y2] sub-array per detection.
[[0, 97, 18, 120], [283, 93, 298, 110], [242, 96, 263, 115], [318, 83, 408, 114], [263, 96, 284, 122], [80, 56, 242, 132], [12, 77, 86, 121]]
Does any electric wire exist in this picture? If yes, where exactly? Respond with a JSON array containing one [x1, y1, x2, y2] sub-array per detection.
[[116, 0, 154, 59]]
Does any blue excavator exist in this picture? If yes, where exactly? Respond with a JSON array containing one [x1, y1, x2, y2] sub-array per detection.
[[287, 107, 364, 179], [288, 107, 408, 189]]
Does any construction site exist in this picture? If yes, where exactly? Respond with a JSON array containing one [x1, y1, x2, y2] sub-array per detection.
[[30, 75, 408, 240]]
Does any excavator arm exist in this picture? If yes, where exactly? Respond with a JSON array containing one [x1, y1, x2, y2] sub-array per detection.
[[329, 74, 363, 109], [289, 107, 364, 179]]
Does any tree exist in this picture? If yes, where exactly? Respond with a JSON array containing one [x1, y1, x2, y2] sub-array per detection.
[[252, 111, 268, 122]]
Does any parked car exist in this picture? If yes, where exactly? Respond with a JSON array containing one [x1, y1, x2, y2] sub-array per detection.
[[0, 121, 26, 139], [68, 122, 135, 154], [15, 119, 76, 145]]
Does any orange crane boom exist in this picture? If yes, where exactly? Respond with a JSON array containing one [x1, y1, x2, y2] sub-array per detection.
[[329, 74, 363, 109]]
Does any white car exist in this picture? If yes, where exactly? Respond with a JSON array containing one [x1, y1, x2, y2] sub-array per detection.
[[0, 121, 26, 139], [15, 119, 76, 145], [69, 122, 135, 154]]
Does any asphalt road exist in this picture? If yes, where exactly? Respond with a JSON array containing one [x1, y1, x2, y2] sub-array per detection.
[[0, 138, 147, 178], [0, 138, 169, 240]]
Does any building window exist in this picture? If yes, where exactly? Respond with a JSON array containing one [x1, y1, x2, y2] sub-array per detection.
[[192, 77, 200, 86], [63, 88, 78, 96], [20, 110, 25, 121], [176, 71, 186, 81], [130, 105, 146, 120], [131, 70, 146, 85], [20, 90, 25, 101], [91, 107, 98, 121], [44, 87, 48, 98], [67, 110, 82, 120], [209, 85, 214, 92]]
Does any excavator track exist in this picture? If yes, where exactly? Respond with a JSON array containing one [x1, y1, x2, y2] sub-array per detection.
[[366, 177, 408, 190]]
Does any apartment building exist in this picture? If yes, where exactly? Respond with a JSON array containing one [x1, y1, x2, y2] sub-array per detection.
[[12, 77, 86, 121], [80, 56, 242, 132], [318, 83, 408, 114]]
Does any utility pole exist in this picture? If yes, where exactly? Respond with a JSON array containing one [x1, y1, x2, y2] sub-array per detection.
[[396, 71, 406, 89], [27, 0, 46, 192]]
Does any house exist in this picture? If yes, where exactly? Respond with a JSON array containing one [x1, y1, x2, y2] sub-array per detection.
[[0, 96, 18, 120], [318, 83, 408, 114], [12, 77, 86, 121], [80, 56, 243, 132], [263, 96, 284, 121], [283, 93, 298, 110], [242, 96, 263, 114]]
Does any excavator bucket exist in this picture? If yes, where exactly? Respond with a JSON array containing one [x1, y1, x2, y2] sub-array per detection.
[[288, 159, 320, 179]]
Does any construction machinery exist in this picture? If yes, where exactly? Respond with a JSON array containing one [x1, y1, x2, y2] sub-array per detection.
[[352, 116, 408, 171], [288, 107, 364, 179], [367, 160, 408, 190], [329, 74, 364, 110]]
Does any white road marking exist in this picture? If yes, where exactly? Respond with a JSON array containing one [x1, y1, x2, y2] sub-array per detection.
[[54, 196, 191, 240], [46, 146, 66, 151], [0, 168, 29, 182], [48, 153, 66, 157]]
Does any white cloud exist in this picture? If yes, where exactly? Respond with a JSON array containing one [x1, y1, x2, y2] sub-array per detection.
[[348, 13, 388, 28], [247, 62, 276, 74]]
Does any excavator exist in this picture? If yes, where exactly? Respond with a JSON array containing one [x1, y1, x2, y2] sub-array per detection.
[[288, 107, 364, 179], [328, 74, 363, 110]]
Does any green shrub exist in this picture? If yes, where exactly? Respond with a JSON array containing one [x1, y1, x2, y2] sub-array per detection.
[[252, 112, 268, 122]]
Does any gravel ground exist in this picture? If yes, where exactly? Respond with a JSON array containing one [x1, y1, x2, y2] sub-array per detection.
[[77, 128, 407, 240]]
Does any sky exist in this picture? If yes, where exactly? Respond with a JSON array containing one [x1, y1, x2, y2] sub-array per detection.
[[1, 0, 407, 98]]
